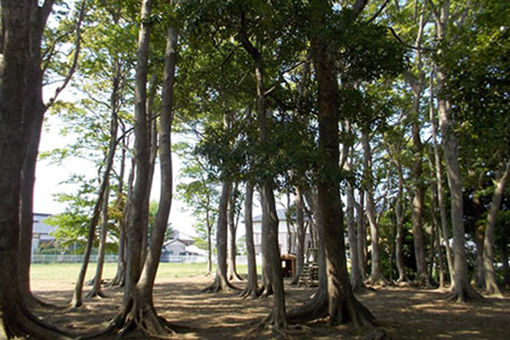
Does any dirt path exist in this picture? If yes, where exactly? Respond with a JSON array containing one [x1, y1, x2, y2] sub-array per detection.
[[32, 276, 510, 339]]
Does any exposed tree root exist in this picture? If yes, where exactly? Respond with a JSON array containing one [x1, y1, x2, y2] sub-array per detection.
[[257, 284, 273, 298], [365, 275, 389, 288], [287, 289, 328, 323], [413, 273, 434, 288], [25, 293, 65, 310], [85, 289, 108, 299], [228, 271, 244, 282], [117, 305, 175, 338], [202, 277, 240, 293], [446, 285, 483, 303], [3, 306, 74, 339], [240, 285, 260, 299], [109, 271, 125, 287]]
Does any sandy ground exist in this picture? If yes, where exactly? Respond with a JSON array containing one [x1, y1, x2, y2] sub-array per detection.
[[31, 275, 510, 339]]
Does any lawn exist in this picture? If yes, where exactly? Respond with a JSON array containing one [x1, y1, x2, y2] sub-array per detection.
[[30, 262, 249, 291]]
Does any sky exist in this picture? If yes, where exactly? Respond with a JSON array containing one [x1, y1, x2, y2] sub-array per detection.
[[33, 114, 199, 237]]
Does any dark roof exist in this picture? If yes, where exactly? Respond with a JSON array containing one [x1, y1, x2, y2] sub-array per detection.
[[252, 209, 288, 222]]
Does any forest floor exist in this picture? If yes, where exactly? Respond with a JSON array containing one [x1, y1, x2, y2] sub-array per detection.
[[31, 273, 510, 339]]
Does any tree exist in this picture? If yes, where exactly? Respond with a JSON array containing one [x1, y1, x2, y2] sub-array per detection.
[[431, 0, 480, 302], [102, 0, 180, 336], [0, 0, 75, 338]]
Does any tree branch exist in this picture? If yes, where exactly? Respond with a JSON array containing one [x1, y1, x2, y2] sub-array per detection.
[[45, 0, 87, 109], [367, 0, 391, 24]]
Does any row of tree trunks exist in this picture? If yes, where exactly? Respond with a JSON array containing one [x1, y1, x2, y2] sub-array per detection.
[[238, 12, 287, 329]]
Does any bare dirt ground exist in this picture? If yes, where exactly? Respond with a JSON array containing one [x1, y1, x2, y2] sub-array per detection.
[[32, 275, 510, 339]]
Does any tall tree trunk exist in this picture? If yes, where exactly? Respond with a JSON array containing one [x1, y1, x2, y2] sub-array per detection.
[[362, 131, 386, 286], [356, 190, 367, 279], [88, 183, 110, 298], [238, 14, 287, 328], [71, 104, 118, 308], [18, 0, 84, 310], [241, 181, 259, 298], [428, 154, 445, 287], [288, 189, 329, 323], [227, 184, 243, 281], [395, 180, 408, 283], [500, 232, 510, 289], [206, 207, 213, 275], [0, 1, 72, 338], [204, 180, 236, 292], [404, 0, 430, 287], [483, 160, 510, 296], [111, 155, 134, 287], [429, 69, 455, 286], [346, 152, 363, 290], [310, 21, 374, 325], [285, 192, 293, 254], [435, 0, 479, 302], [291, 188, 306, 285], [105, 7, 179, 336]]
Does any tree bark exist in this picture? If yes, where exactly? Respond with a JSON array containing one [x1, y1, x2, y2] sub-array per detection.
[[395, 179, 408, 283], [429, 69, 455, 286], [362, 131, 386, 286], [404, 2, 430, 287], [105, 7, 179, 336], [238, 13, 287, 328], [356, 190, 368, 279], [435, 0, 479, 302], [483, 160, 510, 296], [500, 232, 510, 289], [241, 181, 259, 298], [346, 153, 363, 290], [227, 184, 243, 281], [71, 105, 118, 308], [310, 25, 374, 325], [0, 1, 72, 338], [291, 188, 306, 285], [87, 183, 110, 299], [204, 180, 236, 292]]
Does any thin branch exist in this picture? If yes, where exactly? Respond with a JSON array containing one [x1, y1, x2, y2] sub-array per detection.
[[387, 26, 435, 52], [367, 0, 391, 24], [45, 0, 87, 109]]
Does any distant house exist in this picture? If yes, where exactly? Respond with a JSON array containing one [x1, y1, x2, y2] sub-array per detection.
[[162, 231, 206, 256], [163, 239, 188, 255], [32, 213, 56, 254], [252, 209, 312, 255]]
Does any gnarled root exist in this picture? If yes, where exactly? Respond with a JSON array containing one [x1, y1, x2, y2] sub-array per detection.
[[240, 285, 260, 299], [446, 285, 483, 303], [202, 275, 240, 293], [287, 289, 328, 323], [85, 289, 108, 299], [256, 284, 273, 298], [2, 305, 73, 339]]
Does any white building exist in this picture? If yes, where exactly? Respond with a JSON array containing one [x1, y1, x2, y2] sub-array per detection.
[[252, 209, 312, 255], [32, 213, 56, 254]]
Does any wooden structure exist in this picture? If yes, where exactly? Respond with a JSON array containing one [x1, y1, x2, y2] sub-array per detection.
[[281, 254, 296, 277], [298, 247, 319, 287]]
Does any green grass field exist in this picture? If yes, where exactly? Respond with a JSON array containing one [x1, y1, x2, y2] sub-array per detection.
[[30, 262, 249, 289]]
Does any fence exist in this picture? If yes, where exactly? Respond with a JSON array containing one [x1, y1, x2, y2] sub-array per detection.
[[31, 254, 209, 264]]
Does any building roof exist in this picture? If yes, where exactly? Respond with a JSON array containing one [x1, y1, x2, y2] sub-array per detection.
[[33, 213, 56, 237], [253, 209, 309, 223]]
